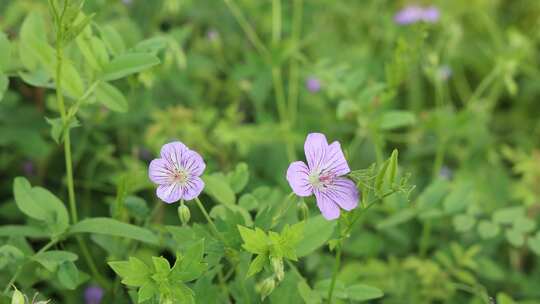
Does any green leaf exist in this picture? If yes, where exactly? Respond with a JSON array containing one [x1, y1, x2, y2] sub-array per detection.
[[11, 287, 25, 304], [203, 173, 236, 205], [528, 233, 540, 255], [13, 177, 69, 235], [375, 160, 390, 195], [387, 149, 398, 185], [33, 250, 78, 272], [296, 216, 336, 258], [170, 240, 208, 283], [138, 282, 157, 303], [101, 53, 160, 81], [152, 256, 171, 276], [227, 163, 249, 193], [379, 110, 416, 130], [238, 193, 259, 211], [0, 245, 25, 269], [69, 218, 159, 245], [443, 183, 472, 214], [134, 37, 169, 53], [57, 261, 79, 290], [477, 220, 500, 239], [247, 254, 267, 277], [0, 32, 10, 72], [99, 25, 126, 56], [452, 214, 476, 232], [45, 117, 80, 144], [0, 225, 49, 238], [277, 222, 305, 260], [512, 217, 536, 233], [0, 73, 8, 102], [347, 284, 384, 301], [109, 257, 151, 287], [376, 209, 416, 230], [64, 13, 95, 43], [492, 206, 525, 224], [19, 12, 54, 71], [496, 292, 516, 304], [94, 82, 128, 112], [297, 280, 323, 304], [238, 225, 269, 255], [505, 229, 525, 247]]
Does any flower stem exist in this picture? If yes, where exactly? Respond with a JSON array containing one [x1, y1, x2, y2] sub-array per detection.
[[222, 0, 268, 57], [288, 0, 303, 127], [194, 197, 226, 244], [327, 243, 342, 304]]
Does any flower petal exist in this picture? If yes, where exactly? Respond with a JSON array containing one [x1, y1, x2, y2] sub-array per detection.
[[149, 158, 173, 185], [286, 161, 313, 197], [325, 177, 359, 211], [156, 182, 183, 204], [160, 141, 188, 170], [304, 133, 328, 171], [314, 190, 340, 220], [182, 149, 206, 176], [182, 176, 205, 200], [322, 141, 350, 176]]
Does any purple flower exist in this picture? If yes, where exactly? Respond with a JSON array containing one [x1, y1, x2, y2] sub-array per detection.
[[84, 285, 103, 304], [394, 5, 440, 25], [148, 141, 206, 203], [207, 29, 219, 41], [122, 0, 132, 5], [22, 161, 35, 176], [138, 147, 152, 162], [286, 133, 359, 220], [306, 77, 321, 93], [439, 166, 452, 180], [438, 65, 452, 81]]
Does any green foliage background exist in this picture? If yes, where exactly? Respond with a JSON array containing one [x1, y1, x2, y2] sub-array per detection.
[[1, 0, 540, 303]]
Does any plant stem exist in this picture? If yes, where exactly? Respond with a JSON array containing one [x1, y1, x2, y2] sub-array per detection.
[[419, 220, 432, 257], [327, 243, 342, 304], [222, 0, 268, 57], [288, 0, 303, 127], [194, 197, 226, 244], [3, 239, 59, 293], [53, 6, 107, 289]]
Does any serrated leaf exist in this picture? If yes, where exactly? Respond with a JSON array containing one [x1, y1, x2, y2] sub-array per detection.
[[170, 240, 207, 283], [238, 225, 269, 255], [247, 254, 267, 277], [138, 282, 157, 303], [109, 257, 151, 287], [296, 215, 336, 258], [227, 163, 249, 193]]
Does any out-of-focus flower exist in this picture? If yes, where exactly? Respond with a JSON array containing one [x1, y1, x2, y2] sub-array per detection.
[[148, 141, 206, 203], [22, 161, 35, 176], [84, 285, 103, 304], [306, 77, 321, 93], [286, 133, 359, 220], [138, 147, 153, 162], [394, 5, 440, 25], [438, 65, 452, 81], [439, 166, 453, 180], [207, 29, 219, 42], [122, 0, 132, 5]]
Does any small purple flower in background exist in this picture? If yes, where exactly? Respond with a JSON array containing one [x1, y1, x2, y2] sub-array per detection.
[[148, 141, 206, 203], [306, 77, 321, 93], [84, 285, 103, 304], [138, 147, 153, 162], [22, 161, 35, 176], [207, 29, 219, 42], [286, 133, 359, 220], [122, 0, 132, 5], [394, 5, 440, 25], [438, 65, 452, 81], [439, 166, 453, 180]]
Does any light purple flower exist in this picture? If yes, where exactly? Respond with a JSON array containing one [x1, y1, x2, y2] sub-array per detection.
[[286, 133, 359, 220], [438, 65, 452, 81], [122, 0, 132, 5], [22, 161, 35, 176], [306, 77, 321, 93], [439, 166, 452, 180], [84, 285, 103, 304], [207, 29, 219, 41], [394, 5, 440, 25], [148, 141, 206, 203]]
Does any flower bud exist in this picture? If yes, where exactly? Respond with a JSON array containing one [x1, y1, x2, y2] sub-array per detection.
[[297, 199, 309, 221], [11, 288, 25, 304], [178, 202, 191, 225], [271, 257, 284, 282], [257, 277, 275, 300]]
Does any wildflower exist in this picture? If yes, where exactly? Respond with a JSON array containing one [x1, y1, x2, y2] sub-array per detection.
[[438, 65, 452, 81], [207, 29, 219, 42], [22, 161, 35, 176], [394, 5, 440, 25], [305, 77, 321, 93], [439, 166, 452, 180], [286, 133, 359, 220], [148, 141, 206, 203], [122, 0, 132, 5], [84, 285, 103, 304], [138, 147, 153, 162]]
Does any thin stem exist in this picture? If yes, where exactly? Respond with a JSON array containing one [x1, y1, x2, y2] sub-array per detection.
[[327, 243, 342, 304], [288, 0, 303, 126], [223, 0, 269, 57], [194, 197, 226, 245], [3, 239, 58, 293], [271, 0, 281, 46], [432, 140, 446, 179], [419, 220, 432, 257], [467, 66, 498, 105]]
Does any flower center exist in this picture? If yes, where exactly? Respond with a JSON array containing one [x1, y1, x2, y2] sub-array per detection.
[[172, 168, 189, 184], [309, 171, 334, 189]]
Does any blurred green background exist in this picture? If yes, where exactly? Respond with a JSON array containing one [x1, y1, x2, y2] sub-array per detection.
[[1, 0, 540, 303]]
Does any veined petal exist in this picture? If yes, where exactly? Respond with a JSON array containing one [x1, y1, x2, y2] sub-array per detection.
[[322, 141, 350, 176], [286, 161, 313, 197], [182, 176, 205, 200], [182, 149, 206, 176], [160, 141, 188, 170], [148, 158, 174, 185], [157, 182, 183, 204], [314, 190, 340, 220], [324, 177, 359, 211], [304, 133, 328, 171]]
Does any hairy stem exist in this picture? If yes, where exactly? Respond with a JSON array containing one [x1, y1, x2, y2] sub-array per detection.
[[327, 243, 342, 304]]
